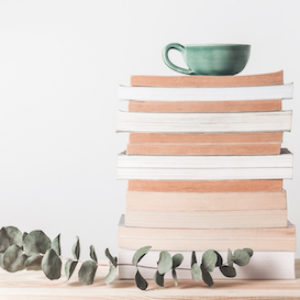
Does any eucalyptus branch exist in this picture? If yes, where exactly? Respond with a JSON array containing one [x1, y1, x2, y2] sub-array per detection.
[[0, 226, 254, 290]]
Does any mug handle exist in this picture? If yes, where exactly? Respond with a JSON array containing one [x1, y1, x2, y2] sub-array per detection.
[[162, 43, 193, 75]]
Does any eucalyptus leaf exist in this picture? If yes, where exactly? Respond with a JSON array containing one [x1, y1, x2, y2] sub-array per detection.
[[171, 269, 178, 286], [41, 248, 62, 280], [78, 260, 98, 285], [202, 250, 217, 272], [191, 263, 202, 281], [132, 246, 151, 266], [243, 248, 254, 258], [0, 253, 3, 268], [105, 248, 117, 267], [23, 230, 51, 256], [214, 251, 223, 267], [2, 245, 27, 272], [51, 234, 61, 256], [172, 253, 184, 269], [72, 236, 80, 261], [157, 251, 172, 275], [233, 249, 251, 266], [154, 270, 164, 287], [25, 254, 42, 270], [134, 270, 148, 290], [5, 226, 23, 247], [89, 245, 98, 263], [0, 227, 10, 253], [104, 265, 117, 285], [65, 259, 78, 280], [220, 265, 237, 278], [191, 251, 197, 267], [227, 249, 234, 267], [201, 264, 214, 287]]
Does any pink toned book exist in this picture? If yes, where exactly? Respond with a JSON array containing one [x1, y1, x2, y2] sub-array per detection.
[[127, 179, 283, 193]]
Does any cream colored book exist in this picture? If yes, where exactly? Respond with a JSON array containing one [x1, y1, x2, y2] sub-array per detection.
[[116, 110, 292, 133], [118, 216, 296, 251], [125, 210, 287, 229], [126, 190, 286, 211]]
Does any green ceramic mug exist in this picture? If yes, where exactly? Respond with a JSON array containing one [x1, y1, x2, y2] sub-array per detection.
[[162, 43, 251, 76]]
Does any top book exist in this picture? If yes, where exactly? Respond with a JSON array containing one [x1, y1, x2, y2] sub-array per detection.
[[130, 71, 284, 87]]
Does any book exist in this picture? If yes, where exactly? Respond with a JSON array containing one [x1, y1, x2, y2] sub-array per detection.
[[130, 71, 284, 87], [126, 142, 281, 155], [129, 132, 283, 143], [126, 190, 286, 211], [125, 210, 287, 228], [128, 180, 283, 193], [128, 72, 285, 113], [118, 150, 292, 168], [118, 248, 295, 279], [128, 99, 282, 113], [116, 111, 292, 133], [118, 83, 293, 101], [117, 150, 293, 180], [118, 216, 296, 251]]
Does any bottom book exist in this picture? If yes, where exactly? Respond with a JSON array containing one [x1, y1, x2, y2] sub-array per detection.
[[118, 248, 295, 279]]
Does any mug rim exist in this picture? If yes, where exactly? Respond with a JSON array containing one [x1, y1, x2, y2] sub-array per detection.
[[185, 44, 250, 47]]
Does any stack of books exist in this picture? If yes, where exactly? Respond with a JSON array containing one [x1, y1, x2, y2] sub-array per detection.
[[116, 71, 296, 279]]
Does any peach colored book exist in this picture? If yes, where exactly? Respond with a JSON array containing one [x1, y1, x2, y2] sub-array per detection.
[[130, 71, 283, 87], [126, 142, 281, 155], [129, 132, 283, 144], [128, 99, 282, 113], [128, 179, 283, 193], [126, 191, 286, 211], [125, 210, 287, 229]]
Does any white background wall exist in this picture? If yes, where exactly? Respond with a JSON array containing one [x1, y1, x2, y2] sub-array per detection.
[[0, 0, 299, 259]]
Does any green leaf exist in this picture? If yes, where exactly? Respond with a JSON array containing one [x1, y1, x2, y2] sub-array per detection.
[[2, 245, 28, 272], [132, 246, 151, 266], [104, 265, 117, 285], [171, 269, 178, 286], [172, 253, 184, 269], [25, 254, 42, 270], [41, 248, 62, 280], [89, 245, 98, 263], [191, 251, 197, 267], [65, 259, 78, 280], [78, 260, 98, 285], [220, 265, 236, 277], [51, 234, 61, 256], [201, 264, 214, 287], [5, 226, 23, 247], [227, 249, 234, 267], [233, 249, 251, 266], [134, 270, 148, 290], [243, 248, 254, 258], [214, 251, 223, 267], [154, 270, 164, 287], [72, 236, 80, 261], [191, 263, 202, 281], [0, 227, 11, 253], [23, 230, 51, 256], [157, 251, 172, 275], [105, 248, 117, 267], [202, 250, 217, 272]]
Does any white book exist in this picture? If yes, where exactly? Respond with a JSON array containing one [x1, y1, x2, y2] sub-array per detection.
[[118, 83, 293, 101], [116, 110, 292, 133], [117, 150, 293, 180], [118, 248, 295, 279], [117, 149, 292, 169], [117, 167, 292, 180]]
